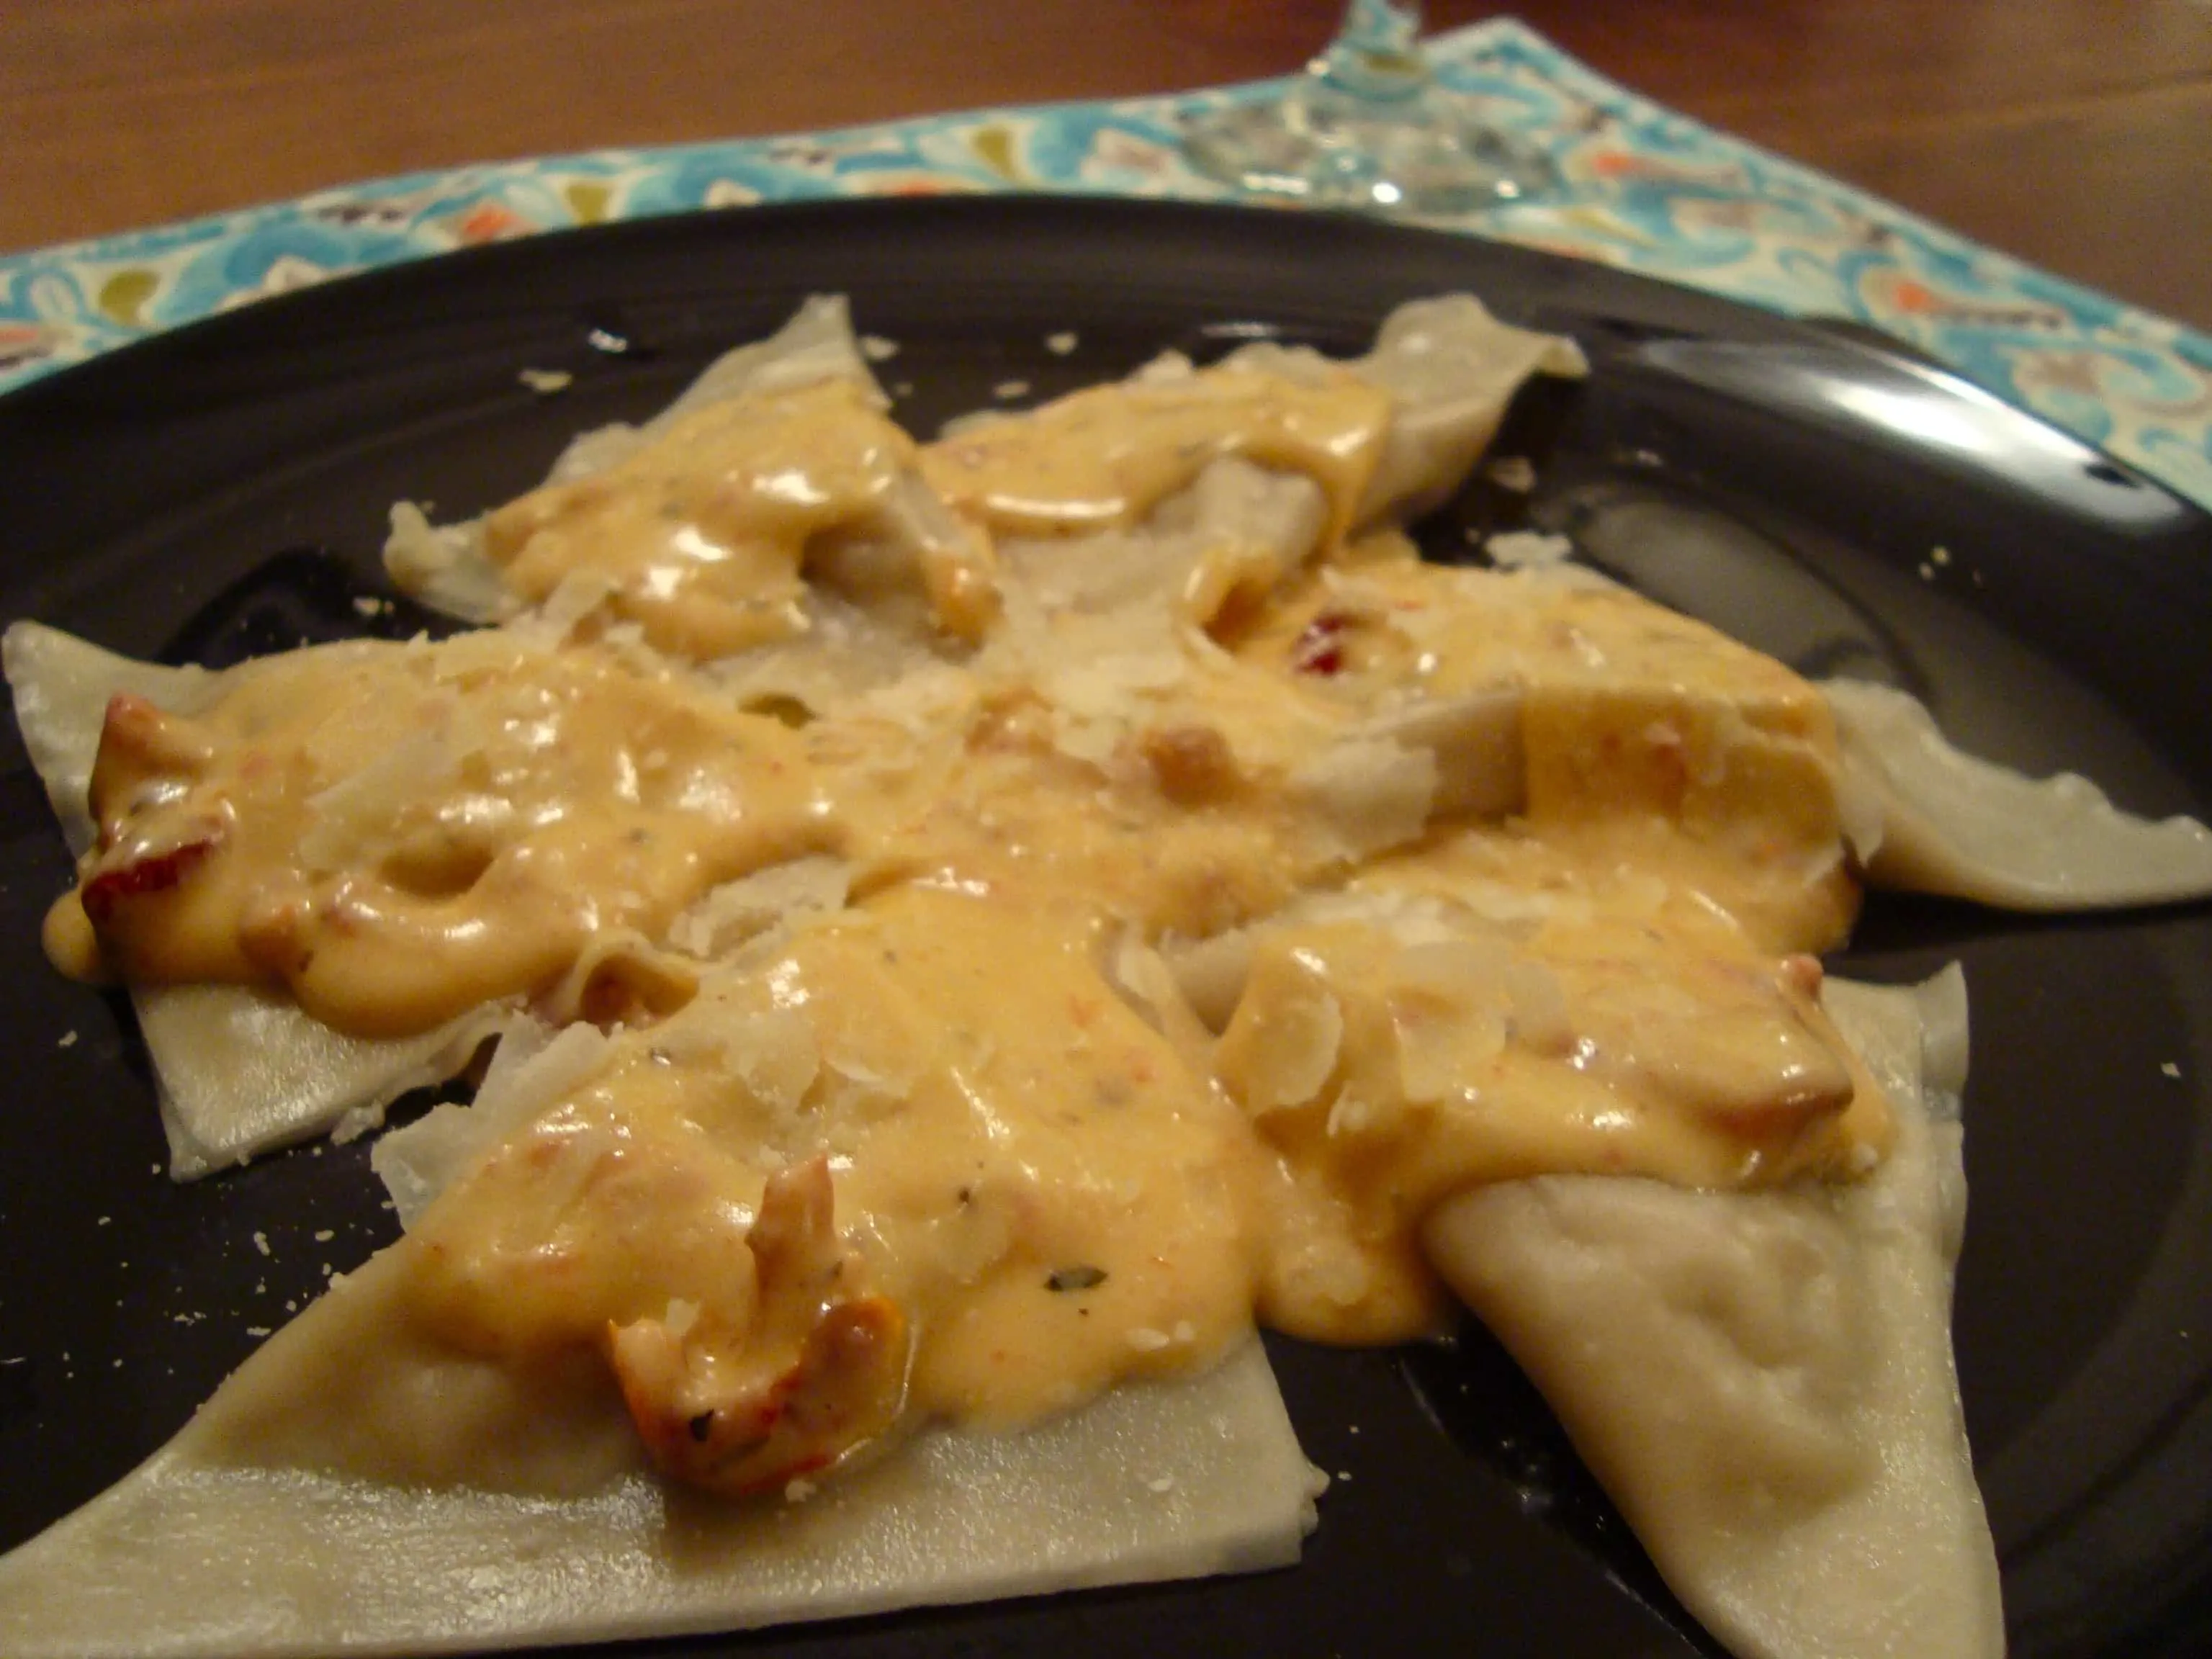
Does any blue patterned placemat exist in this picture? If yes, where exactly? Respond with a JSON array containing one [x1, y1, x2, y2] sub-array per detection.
[[3, 19, 2206, 511]]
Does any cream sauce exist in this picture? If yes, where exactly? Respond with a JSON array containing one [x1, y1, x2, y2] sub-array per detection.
[[919, 367, 1390, 541], [48, 346, 1893, 1499], [402, 886, 1260, 1482], [485, 380, 967, 660], [50, 634, 837, 1037], [1231, 548, 1858, 953]]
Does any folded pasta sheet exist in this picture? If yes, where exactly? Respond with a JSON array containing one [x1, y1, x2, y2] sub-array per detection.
[[389, 292, 1587, 651], [1825, 676, 2212, 908], [0, 934, 1320, 1658], [3, 622, 511, 1177], [0, 1332, 1315, 1658], [1424, 971, 2002, 1659]]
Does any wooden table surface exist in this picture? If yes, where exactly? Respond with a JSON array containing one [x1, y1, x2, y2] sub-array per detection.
[[4, 1, 2208, 330]]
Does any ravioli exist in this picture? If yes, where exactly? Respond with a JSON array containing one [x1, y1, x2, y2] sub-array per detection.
[[2, 623, 513, 1175], [1425, 971, 2002, 1659], [12, 290, 2200, 1659], [0, 1337, 1316, 1659], [1825, 675, 2212, 909]]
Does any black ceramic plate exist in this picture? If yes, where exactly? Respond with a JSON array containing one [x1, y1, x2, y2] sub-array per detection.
[[2, 197, 2208, 1659]]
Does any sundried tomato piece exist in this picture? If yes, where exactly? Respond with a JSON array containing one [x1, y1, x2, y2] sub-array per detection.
[[80, 836, 220, 924]]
